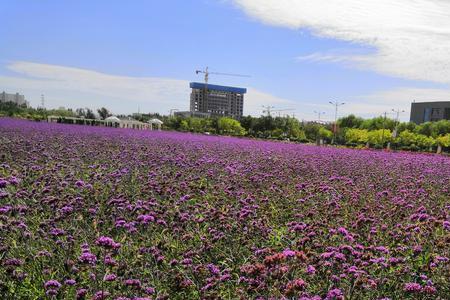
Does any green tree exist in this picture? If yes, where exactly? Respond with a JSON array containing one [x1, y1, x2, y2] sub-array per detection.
[[432, 120, 450, 137], [415, 134, 435, 151], [179, 120, 189, 131], [360, 116, 395, 131], [415, 122, 435, 137], [188, 117, 203, 132], [85, 109, 96, 119], [217, 117, 246, 136], [318, 127, 333, 142], [285, 117, 306, 140], [398, 130, 417, 147], [345, 128, 369, 145], [303, 122, 321, 142], [338, 114, 364, 128], [436, 134, 450, 153], [368, 129, 392, 147], [97, 107, 111, 120], [397, 122, 417, 134]]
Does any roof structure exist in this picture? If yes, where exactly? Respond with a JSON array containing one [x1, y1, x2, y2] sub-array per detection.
[[190, 82, 247, 94], [149, 118, 163, 125], [105, 116, 121, 123]]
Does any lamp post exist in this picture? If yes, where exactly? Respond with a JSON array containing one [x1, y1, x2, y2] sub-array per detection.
[[391, 108, 405, 138], [314, 110, 325, 122], [329, 101, 345, 144]]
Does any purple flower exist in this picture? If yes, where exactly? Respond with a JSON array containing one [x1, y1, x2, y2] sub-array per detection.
[[443, 221, 450, 230], [75, 180, 85, 187], [326, 288, 344, 299], [144, 287, 155, 295], [95, 236, 121, 249], [104, 273, 117, 281], [46, 289, 58, 296], [79, 252, 97, 265], [403, 282, 422, 292], [282, 248, 296, 258], [49, 228, 65, 236], [306, 265, 316, 275], [123, 278, 141, 287], [44, 280, 62, 290], [104, 255, 117, 266], [137, 214, 155, 224], [0, 179, 8, 188], [76, 288, 88, 299], [207, 263, 220, 275], [3, 258, 23, 267], [0, 205, 12, 214], [93, 291, 110, 300], [65, 279, 76, 286], [337, 227, 349, 235]]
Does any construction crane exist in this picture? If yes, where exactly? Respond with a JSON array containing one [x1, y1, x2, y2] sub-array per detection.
[[273, 108, 295, 117], [195, 67, 250, 86], [262, 106, 294, 117], [195, 67, 250, 114]]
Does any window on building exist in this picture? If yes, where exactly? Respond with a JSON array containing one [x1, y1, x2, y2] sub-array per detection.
[[431, 108, 442, 121], [444, 108, 450, 120], [423, 108, 431, 122]]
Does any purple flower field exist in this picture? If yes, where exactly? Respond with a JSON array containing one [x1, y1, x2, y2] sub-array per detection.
[[0, 118, 449, 299]]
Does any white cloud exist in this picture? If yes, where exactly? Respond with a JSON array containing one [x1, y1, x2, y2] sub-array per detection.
[[0, 61, 300, 116], [3, 61, 447, 121], [343, 87, 450, 121], [233, 0, 450, 83]]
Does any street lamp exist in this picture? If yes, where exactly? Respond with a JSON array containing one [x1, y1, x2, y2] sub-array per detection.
[[314, 110, 325, 122], [392, 109, 405, 138], [329, 101, 345, 144]]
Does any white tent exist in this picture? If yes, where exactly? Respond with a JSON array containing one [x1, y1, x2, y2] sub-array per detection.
[[148, 118, 163, 131], [105, 116, 121, 123]]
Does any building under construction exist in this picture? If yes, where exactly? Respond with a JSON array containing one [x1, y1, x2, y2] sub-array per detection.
[[189, 82, 246, 118]]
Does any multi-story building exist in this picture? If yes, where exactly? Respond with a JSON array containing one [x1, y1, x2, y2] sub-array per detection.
[[0, 91, 28, 106], [189, 82, 246, 118], [410, 101, 450, 124]]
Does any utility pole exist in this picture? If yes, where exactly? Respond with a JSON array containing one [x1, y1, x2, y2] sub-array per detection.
[[381, 111, 388, 147], [262, 105, 275, 117], [329, 101, 345, 144], [314, 110, 325, 122], [391, 108, 405, 138]]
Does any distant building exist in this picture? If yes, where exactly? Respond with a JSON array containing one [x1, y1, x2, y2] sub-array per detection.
[[410, 101, 450, 124], [174, 111, 211, 118], [189, 82, 246, 118], [0, 91, 28, 106], [47, 115, 152, 130]]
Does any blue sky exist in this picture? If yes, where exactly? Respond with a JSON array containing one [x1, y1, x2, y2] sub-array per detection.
[[1, 0, 450, 120]]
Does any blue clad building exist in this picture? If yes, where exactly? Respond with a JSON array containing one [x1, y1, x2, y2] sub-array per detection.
[[189, 82, 246, 118]]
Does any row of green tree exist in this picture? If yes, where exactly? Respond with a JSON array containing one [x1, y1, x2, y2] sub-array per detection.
[[1, 102, 449, 153], [157, 114, 450, 153], [0, 102, 113, 120]]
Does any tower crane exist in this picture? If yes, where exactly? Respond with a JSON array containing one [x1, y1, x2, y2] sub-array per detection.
[[262, 106, 295, 117], [195, 67, 250, 86], [272, 108, 295, 117], [195, 67, 250, 114]]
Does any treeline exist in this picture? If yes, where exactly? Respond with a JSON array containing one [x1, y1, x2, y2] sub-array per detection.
[[142, 114, 450, 153], [1, 102, 449, 153], [0, 102, 113, 121]]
